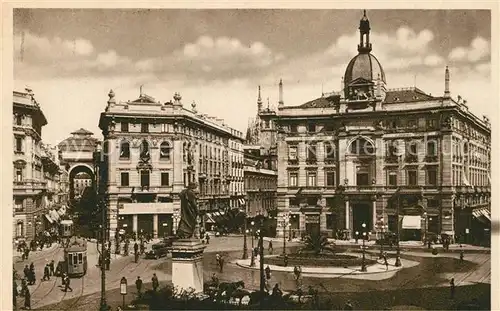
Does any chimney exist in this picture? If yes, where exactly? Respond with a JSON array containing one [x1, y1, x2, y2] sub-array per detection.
[[444, 66, 450, 98]]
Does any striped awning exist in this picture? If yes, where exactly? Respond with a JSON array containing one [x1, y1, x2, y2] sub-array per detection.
[[472, 207, 490, 221]]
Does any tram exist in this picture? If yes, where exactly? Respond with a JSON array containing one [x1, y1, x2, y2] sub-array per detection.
[[56, 237, 88, 278], [60, 219, 74, 238]]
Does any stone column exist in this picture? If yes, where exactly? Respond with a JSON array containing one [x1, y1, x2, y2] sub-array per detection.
[[133, 214, 138, 234], [153, 214, 158, 238]]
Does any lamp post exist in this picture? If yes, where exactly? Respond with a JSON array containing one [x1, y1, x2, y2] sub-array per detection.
[[361, 222, 367, 272], [423, 212, 427, 245], [282, 212, 290, 255], [120, 277, 127, 309], [250, 221, 255, 267], [378, 217, 386, 258], [242, 201, 248, 260], [254, 214, 266, 302], [289, 214, 295, 241], [94, 144, 108, 311], [395, 190, 402, 267]]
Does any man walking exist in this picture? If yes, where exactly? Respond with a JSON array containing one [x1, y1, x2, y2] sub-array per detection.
[[64, 275, 73, 292], [24, 286, 31, 310], [268, 240, 273, 255], [135, 276, 143, 298], [450, 278, 455, 299], [49, 260, 55, 276], [459, 246, 464, 263], [42, 264, 50, 281], [134, 242, 139, 263], [152, 273, 159, 292]]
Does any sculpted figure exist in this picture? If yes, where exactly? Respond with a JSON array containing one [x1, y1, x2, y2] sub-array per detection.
[[176, 182, 199, 239]]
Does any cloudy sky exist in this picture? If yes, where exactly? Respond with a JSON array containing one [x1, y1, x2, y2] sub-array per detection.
[[13, 8, 492, 145]]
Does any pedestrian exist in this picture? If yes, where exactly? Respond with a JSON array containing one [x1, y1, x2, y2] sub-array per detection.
[[460, 246, 464, 262], [134, 242, 139, 263], [450, 278, 455, 298], [49, 260, 55, 276], [29, 262, 34, 272], [135, 276, 143, 298], [64, 275, 73, 292], [283, 254, 288, 267], [268, 240, 273, 254], [383, 253, 389, 270], [271, 283, 283, 298], [205, 233, 210, 244], [152, 273, 159, 292], [42, 264, 50, 281], [106, 254, 111, 271], [265, 265, 271, 280], [29, 269, 36, 285], [215, 253, 221, 269], [21, 279, 27, 297], [13, 281, 18, 310], [24, 286, 31, 310], [219, 255, 224, 273], [23, 265, 30, 280]]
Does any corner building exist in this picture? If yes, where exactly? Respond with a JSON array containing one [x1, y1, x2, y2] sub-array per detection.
[[273, 11, 491, 243], [99, 91, 245, 239]]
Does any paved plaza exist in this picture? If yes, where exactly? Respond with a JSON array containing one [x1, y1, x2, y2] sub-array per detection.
[[13, 235, 490, 310]]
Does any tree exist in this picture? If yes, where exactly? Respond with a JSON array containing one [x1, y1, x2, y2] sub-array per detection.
[[301, 233, 336, 256]]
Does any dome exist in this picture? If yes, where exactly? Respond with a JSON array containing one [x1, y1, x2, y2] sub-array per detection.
[[344, 53, 386, 87]]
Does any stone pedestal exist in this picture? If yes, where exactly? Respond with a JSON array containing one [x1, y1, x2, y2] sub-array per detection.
[[171, 239, 206, 293]]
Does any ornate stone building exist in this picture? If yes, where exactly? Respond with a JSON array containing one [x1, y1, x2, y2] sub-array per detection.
[[98, 90, 245, 239], [269, 11, 491, 242], [13, 89, 66, 241]]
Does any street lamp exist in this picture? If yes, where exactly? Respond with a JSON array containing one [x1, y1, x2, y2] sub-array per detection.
[[282, 212, 290, 255], [355, 231, 359, 244], [361, 222, 367, 272], [289, 214, 295, 241], [250, 221, 255, 267], [378, 217, 386, 258], [423, 212, 428, 245], [120, 277, 128, 309], [242, 201, 248, 260], [395, 189, 402, 267]]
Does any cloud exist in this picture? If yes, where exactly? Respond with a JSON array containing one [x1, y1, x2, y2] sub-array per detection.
[[14, 31, 94, 62], [448, 36, 490, 62]]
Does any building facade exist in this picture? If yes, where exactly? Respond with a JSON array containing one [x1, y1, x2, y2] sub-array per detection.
[[269, 11, 491, 242], [13, 89, 66, 241], [243, 145, 278, 217], [98, 90, 245, 239]]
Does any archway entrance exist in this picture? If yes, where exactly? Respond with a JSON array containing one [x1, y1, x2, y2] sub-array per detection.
[[352, 202, 371, 236], [68, 165, 94, 204]]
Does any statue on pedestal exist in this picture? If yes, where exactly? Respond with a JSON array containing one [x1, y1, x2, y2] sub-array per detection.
[[176, 182, 199, 239]]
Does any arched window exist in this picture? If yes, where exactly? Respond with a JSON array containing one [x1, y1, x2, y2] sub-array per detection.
[[160, 142, 171, 160], [15, 114, 22, 126], [120, 140, 130, 159], [350, 138, 374, 155], [140, 140, 149, 158]]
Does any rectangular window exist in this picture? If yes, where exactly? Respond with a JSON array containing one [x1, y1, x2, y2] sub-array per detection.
[[426, 141, 436, 156], [326, 171, 335, 186], [141, 123, 149, 133], [326, 214, 336, 230], [407, 170, 418, 186], [16, 168, 23, 182], [78, 253, 83, 264], [325, 144, 335, 159], [16, 115, 22, 125], [121, 122, 129, 132], [120, 172, 129, 186], [388, 171, 397, 186], [289, 172, 298, 187], [357, 172, 369, 186], [308, 123, 316, 133], [407, 119, 417, 128], [14, 199, 23, 210], [140, 170, 150, 187], [427, 168, 437, 185], [161, 172, 170, 186], [15, 137, 23, 152], [290, 125, 298, 133], [307, 144, 316, 161], [307, 171, 317, 187], [73, 254, 78, 265], [288, 145, 298, 160]]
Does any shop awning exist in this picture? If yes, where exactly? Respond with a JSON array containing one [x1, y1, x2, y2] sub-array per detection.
[[402, 215, 422, 229], [49, 210, 60, 222], [61, 219, 73, 225], [473, 207, 490, 222], [205, 214, 216, 224], [45, 214, 54, 224]]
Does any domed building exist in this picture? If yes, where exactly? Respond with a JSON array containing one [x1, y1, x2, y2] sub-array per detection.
[[260, 10, 491, 246]]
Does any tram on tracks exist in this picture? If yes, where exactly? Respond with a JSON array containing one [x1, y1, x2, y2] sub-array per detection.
[[60, 219, 74, 238], [56, 236, 88, 278]]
